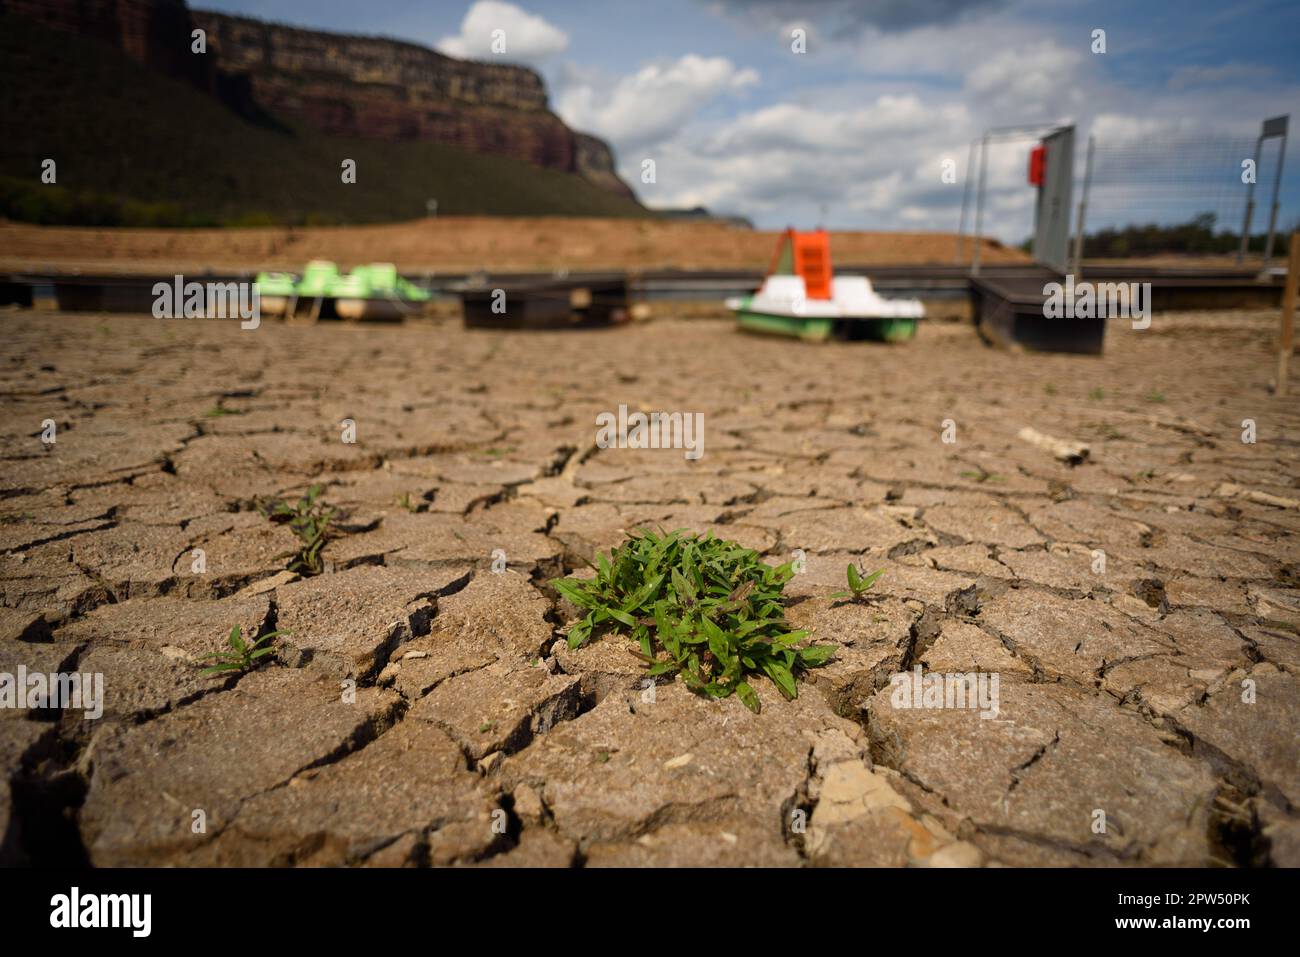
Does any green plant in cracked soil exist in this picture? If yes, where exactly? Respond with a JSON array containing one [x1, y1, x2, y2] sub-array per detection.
[[197, 625, 284, 677], [552, 528, 837, 713], [830, 563, 884, 600], [260, 483, 335, 576]]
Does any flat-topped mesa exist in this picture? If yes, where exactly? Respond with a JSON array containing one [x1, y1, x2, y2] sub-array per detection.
[[193, 10, 552, 114], [2, 0, 636, 199], [188, 10, 635, 196]]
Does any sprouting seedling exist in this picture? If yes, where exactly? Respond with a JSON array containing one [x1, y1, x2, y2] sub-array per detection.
[[959, 470, 1004, 484], [550, 528, 836, 714], [395, 492, 421, 513], [260, 483, 335, 575], [197, 625, 284, 676], [829, 564, 884, 600]]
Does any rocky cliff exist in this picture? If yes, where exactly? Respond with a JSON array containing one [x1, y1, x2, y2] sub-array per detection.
[[3, 0, 636, 200], [2, 0, 209, 84]]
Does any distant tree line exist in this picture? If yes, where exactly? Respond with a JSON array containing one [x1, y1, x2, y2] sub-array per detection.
[[1021, 213, 1295, 258]]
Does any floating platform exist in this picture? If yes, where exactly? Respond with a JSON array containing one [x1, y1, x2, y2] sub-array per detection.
[[34, 273, 246, 314], [970, 272, 1105, 355], [457, 276, 630, 330]]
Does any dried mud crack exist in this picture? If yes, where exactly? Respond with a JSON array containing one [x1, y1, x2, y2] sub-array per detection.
[[1, 309, 1297, 867]]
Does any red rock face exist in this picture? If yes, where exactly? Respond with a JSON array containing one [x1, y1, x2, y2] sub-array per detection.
[[192, 11, 610, 182], [194, 11, 552, 112], [231, 65, 580, 172], [3, 0, 636, 199]]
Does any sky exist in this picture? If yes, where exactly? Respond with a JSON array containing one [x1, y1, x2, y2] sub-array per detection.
[[199, 0, 1300, 241]]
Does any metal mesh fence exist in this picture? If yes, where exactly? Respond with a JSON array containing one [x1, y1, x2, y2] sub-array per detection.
[[1079, 132, 1287, 259]]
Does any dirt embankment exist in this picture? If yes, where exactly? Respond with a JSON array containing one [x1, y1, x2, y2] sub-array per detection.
[[0, 218, 1030, 275]]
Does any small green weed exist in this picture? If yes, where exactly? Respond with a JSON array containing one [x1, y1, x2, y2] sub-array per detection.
[[829, 563, 884, 600], [260, 483, 335, 575], [960, 470, 1004, 484], [395, 492, 422, 513], [198, 625, 284, 676], [1145, 388, 1167, 403], [551, 528, 835, 713]]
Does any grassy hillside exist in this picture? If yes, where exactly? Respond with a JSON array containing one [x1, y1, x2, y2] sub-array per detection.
[[0, 13, 647, 226]]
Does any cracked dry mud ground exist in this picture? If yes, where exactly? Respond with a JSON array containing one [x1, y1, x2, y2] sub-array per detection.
[[1, 308, 1297, 868]]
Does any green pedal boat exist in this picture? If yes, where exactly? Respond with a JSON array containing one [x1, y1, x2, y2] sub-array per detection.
[[728, 275, 923, 342], [728, 229, 923, 342], [254, 261, 430, 321]]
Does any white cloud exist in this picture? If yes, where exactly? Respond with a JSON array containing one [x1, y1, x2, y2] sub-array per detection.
[[552, 7, 1098, 237], [702, 95, 959, 155], [556, 54, 758, 150], [544, 3, 1298, 241], [964, 42, 1087, 119], [437, 1, 568, 65], [629, 93, 985, 228], [847, 16, 1051, 78]]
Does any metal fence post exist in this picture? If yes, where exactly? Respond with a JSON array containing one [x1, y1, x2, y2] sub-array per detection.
[[955, 139, 975, 264], [1071, 135, 1095, 280], [1239, 133, 1263, 264], [1278, 232, 1299, 397], [1240, 117, 1290, 265], [1263, 118, 1289, 267], [971, 133, 989, 277]]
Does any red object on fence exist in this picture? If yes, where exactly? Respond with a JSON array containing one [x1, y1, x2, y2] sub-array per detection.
[[1028, 144, 1046, 186]]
